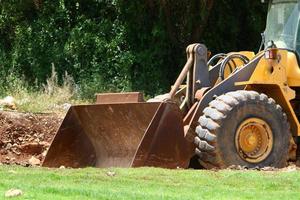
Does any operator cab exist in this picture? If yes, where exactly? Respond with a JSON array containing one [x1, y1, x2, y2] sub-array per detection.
[[265, 0, 300, 54]]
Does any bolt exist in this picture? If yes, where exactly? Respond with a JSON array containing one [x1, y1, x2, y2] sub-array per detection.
[[197, 46, 206, 56]]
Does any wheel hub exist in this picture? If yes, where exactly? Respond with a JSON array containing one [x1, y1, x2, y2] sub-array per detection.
[[235, 118, 273, 163]]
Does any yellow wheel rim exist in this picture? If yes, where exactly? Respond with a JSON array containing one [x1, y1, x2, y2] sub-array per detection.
[[235, 118, 273, 163]]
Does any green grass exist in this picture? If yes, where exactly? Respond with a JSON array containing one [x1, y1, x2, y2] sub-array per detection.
[[0, 166, 299, 200]]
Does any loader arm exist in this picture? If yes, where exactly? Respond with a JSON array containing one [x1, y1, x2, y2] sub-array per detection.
[[182, 52, 264, 138]]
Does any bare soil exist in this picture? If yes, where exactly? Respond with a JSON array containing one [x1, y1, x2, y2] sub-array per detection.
[[0, 111, 62, 166]]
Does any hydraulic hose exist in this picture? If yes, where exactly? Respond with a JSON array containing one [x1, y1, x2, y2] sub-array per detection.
[[219, 54, 250, 80], [207, 53, 227, 67]]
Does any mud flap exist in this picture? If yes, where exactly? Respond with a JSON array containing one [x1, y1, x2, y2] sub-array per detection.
[[42, 102, 194, 168]]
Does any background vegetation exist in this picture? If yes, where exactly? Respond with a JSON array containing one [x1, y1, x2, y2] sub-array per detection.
[[0, 0, 267, 100]]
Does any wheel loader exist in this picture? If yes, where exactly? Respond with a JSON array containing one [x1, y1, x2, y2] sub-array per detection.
[[43, 0, 300, 169]]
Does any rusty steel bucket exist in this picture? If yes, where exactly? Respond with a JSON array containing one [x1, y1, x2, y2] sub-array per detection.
[[42, 99, 194, 168]]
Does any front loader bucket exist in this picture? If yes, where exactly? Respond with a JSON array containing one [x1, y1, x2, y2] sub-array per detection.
[[42, 102, 194, 169]]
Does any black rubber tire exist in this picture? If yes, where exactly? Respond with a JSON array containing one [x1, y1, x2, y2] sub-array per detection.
[[194, 90, 291, 169]]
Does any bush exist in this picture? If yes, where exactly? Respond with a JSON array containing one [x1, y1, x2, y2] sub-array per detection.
[[0, 0, 267, 100], [64, 18, 133, 99]]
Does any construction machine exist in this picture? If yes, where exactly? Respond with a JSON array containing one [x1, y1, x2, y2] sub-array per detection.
[[43, 0, 300, 169]]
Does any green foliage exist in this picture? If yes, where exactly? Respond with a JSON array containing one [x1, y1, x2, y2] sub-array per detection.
[[118, 0, 216, 94], [202, 1, 267, 54], [64, 17, 133, 99], [0, 0, 135, 99], [0, 0, 267, 99]]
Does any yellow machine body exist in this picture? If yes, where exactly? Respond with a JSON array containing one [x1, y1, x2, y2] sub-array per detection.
[[236, 50, 300, 137]]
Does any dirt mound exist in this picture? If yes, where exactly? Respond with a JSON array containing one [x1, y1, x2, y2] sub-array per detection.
[[0, 111, 62, 166]]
